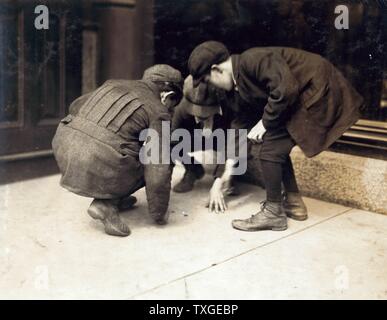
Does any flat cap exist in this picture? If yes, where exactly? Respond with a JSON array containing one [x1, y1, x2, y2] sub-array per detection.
[[142, 64, 183, 94], [188, 41, 230, 87], [180, 75, 220, 118]]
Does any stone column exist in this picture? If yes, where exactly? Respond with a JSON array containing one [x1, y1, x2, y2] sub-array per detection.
[[93, 0, 154, 83], [82, 0, 99, 94]]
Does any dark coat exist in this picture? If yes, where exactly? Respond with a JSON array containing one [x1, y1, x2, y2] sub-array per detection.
[[171, 89, 238, 178], [171, 92, 233, 133], [172, 89, 264, 178], [52, 79, 172, 220], [232, 47, 364, 157]]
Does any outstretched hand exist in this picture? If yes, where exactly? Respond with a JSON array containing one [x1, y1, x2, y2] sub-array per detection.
[[206, 178, 227, 214]]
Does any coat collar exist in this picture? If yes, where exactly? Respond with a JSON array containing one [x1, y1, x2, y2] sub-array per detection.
[[140, 80, 171, 112], [231, 54, 241, 91], [142, 80, 161, 97]]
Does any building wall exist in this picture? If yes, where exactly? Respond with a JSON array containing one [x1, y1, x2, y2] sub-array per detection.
[[83, 0, 154, 93]]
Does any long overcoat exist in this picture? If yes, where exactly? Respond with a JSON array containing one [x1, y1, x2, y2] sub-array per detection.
[[52, 79, 172, 220], [232, 47, 364, 157]]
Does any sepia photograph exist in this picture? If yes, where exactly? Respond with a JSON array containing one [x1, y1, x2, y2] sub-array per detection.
[[0, 0, 386, 304]]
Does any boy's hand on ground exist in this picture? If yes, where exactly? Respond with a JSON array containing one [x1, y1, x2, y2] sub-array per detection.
[[207, 178, 227, 214], [247, 119, 266, 143]]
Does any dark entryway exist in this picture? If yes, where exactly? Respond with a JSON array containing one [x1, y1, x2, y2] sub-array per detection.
[[153, 0, 387, 152], [0, 0, 82, 157]]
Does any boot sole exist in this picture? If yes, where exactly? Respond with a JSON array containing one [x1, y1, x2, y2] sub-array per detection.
[[285, 212, 308, 221], [104, 222, 131, 237], [232, 224, 288, 232], [88, 207, 130, 237]]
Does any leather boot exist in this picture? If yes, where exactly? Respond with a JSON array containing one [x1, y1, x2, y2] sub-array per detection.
[[173, 168, 204, 193], [283, 192, 308, 221], [87, 199, 131, 237], [232, 201, 287, 231], [223, 181, 240, 196], [118, 195, 137, 211]]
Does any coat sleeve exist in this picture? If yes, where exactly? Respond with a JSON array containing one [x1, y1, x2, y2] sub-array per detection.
[[242, 52, 299, 129], [212, 90, 237, 179], [143, 112, 173, 223]]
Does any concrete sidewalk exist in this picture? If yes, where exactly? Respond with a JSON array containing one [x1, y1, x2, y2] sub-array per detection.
[[0, 166, 386, 299]]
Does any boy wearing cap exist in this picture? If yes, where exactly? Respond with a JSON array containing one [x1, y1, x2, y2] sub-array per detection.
[[171, 76, 240, 213], [52, 65, 182, 237], [188, 41, 364, 232]]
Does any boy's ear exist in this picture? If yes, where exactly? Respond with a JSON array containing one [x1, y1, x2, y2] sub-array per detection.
[[211, 64, 222, 73], [160, 91, 177, 105]]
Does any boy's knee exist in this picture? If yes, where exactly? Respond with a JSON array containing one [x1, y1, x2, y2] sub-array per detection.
[[259, 146, 290, 164]]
